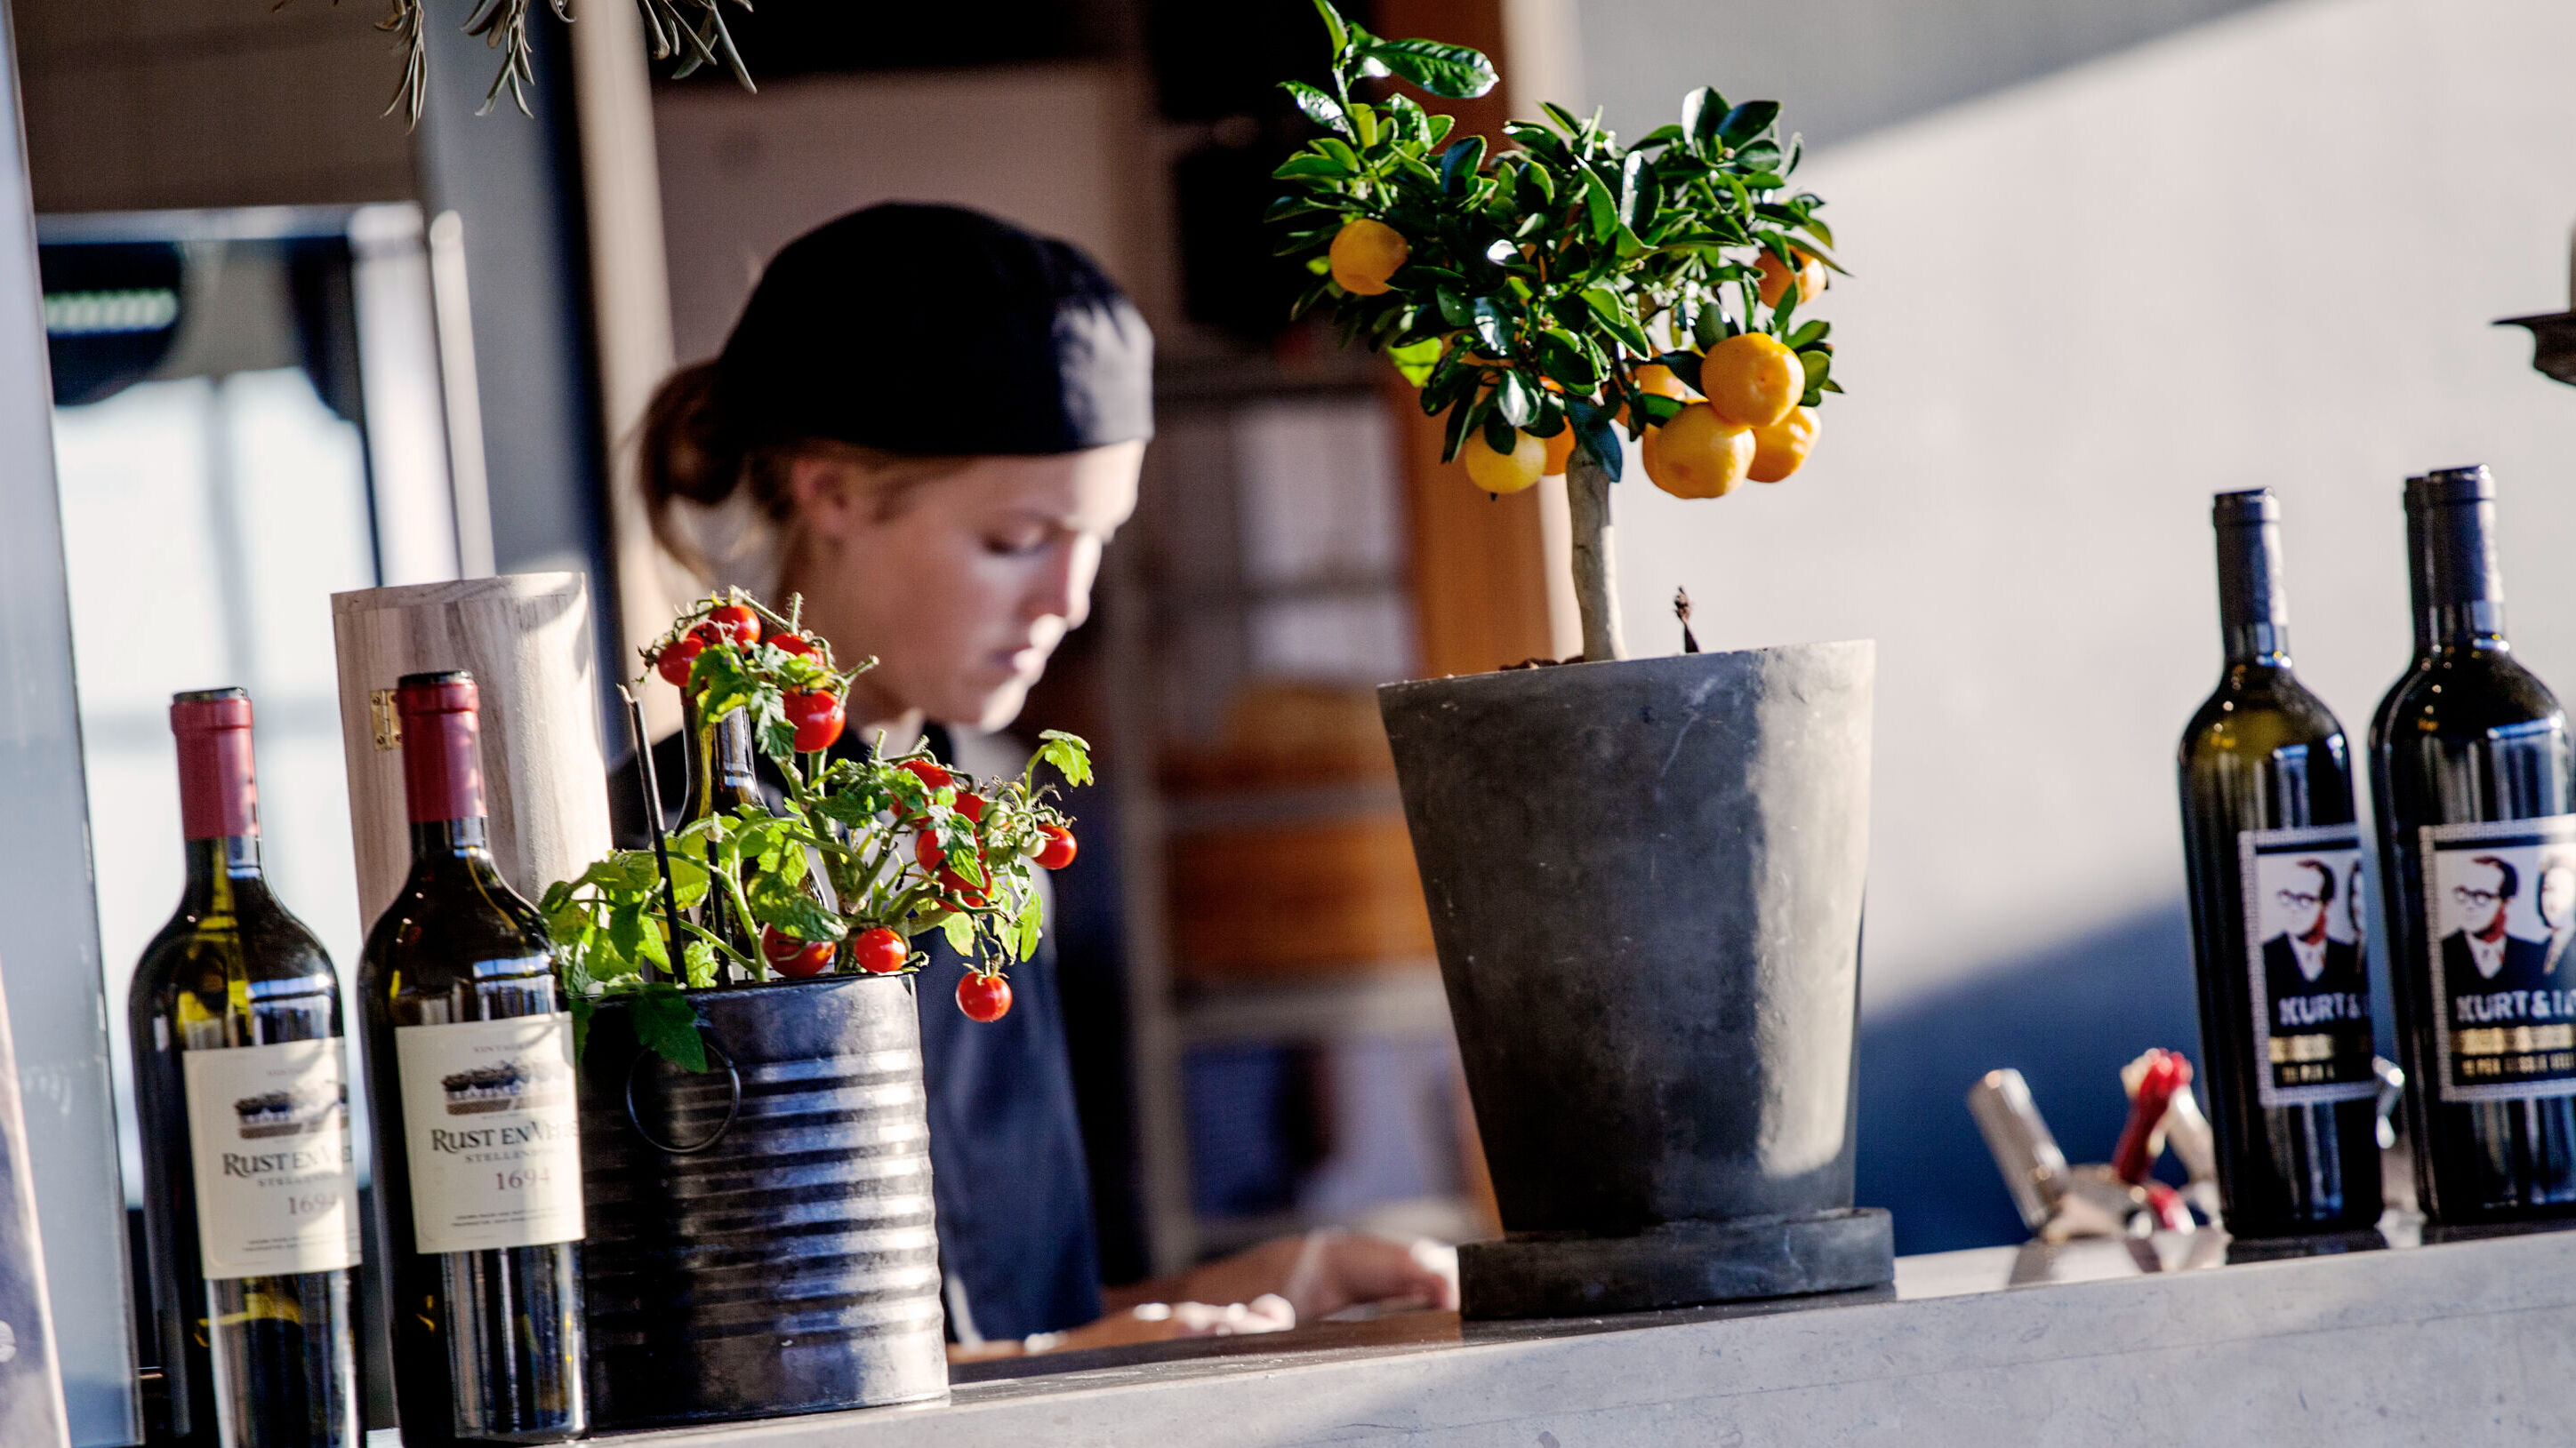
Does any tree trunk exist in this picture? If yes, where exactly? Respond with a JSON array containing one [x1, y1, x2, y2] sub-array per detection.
[[1567, 448, 1626, 662]]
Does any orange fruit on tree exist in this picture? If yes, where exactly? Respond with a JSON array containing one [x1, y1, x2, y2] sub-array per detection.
[[1633, 363, 1695, 402], [1754, 249, 1828, 308], [1700, 332, 1802, 428], [1539, 428, 1577, 476], [1617, 362, 1697, 433], [1329, 219, 1409, 296], [1747, 405, 1819, 483], [1463, 428, 1545, 493], [1641, 404, 1755, 500]]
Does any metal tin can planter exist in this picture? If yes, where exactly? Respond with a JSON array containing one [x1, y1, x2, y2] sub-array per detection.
[[576, 973, 949, 1428], [1377, 643, 1891, 1319]]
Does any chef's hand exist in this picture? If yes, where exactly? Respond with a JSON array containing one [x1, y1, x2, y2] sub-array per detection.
[[948, 1294, 1295, 1362], [1102, 1229, 1460, 1324]]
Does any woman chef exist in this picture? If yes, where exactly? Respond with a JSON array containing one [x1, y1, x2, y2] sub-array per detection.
[[615, 203, 1456, 1355]]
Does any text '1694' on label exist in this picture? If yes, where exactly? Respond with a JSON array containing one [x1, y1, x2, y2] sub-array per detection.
[[2237, 824, 2378, 1108], [181, 1037, 362, 1279], [394, 1015, 584, 1254], [2420, 815, 2576, 1102]]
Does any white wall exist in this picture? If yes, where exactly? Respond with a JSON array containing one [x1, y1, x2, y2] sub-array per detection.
[[1586, 0, 2576, 1015], [654, 65, 1162, 365]]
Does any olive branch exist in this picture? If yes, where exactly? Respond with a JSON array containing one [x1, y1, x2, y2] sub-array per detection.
[[1268, 0, 1842, 661]]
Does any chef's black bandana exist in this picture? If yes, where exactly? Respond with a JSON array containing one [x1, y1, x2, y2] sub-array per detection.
[[712, 203, 1154, 457]]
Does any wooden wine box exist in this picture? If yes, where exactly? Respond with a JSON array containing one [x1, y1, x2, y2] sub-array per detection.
[[329, 573, 615, 923]]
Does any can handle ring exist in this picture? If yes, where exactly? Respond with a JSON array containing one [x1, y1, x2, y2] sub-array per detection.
[[623, 1042, 743, 1155]]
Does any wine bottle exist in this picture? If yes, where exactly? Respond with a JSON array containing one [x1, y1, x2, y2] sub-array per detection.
[[680, 691, 767, 975], [2366, 480, 2428, 887], [128, 689, 363, 1447], [2378, 465, 2576, 1221], [357, 671, 587, 1444], [2177, 491, 2382, 1236]]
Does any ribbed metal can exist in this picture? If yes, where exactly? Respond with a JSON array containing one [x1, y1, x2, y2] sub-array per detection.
[[576, 973, 949, 1428]]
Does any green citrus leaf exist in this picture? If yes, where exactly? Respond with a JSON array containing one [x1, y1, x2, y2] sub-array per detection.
[[1361, 36, 1498, 100], [1439, 134, 1486, 195], [1681, 85, 1728, 148], [1581, 168, 1617, 244], [1564, 396, 1622, 481], [1274, 153, 1356, 180], [1389, 335, 1442, 386], [1282, 81, 1348, 135], [1718, 100, 1780, 148]]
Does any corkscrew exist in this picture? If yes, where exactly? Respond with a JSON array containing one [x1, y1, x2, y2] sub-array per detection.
[[1966, 1051, 2214, 1243]]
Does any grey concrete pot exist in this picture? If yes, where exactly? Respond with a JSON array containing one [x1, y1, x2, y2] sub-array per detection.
[[1377, 642, 1890, 1318]]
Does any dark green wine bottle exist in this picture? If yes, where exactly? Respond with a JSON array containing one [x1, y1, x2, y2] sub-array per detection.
[[128, 689, 362, 1446], [2179, 491, 2382, 1236], [2376, 465, 2576, 1222], [679, 691, 768, 977], [358, 671, 587, 1444]]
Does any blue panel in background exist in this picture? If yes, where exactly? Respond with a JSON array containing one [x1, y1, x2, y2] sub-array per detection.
[[1858, 901, 2203, 1255]]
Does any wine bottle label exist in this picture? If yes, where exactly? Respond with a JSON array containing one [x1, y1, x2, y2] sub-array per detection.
[[394, 1016, 584, 1253], [181, 1038, 361, 1279], [2236, 825, 2377, 1107], [2420, 816, 2576, 1101]]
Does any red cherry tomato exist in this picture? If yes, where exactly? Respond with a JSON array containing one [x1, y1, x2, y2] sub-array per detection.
[[891, 759, 955, 824], [760, 925, 833, 979], [937, 868, 989, 909], [953, 792, 986, 824], [708, 604, 760, 647], [654, 634, 705, 686], [1031, 824, 1077, 871], [784, 690, 845, 753], [914, 830, 947, 873], [957, 971, 1013, 1022], [771, 633, 815, 657], [853, 927, 907, 975]]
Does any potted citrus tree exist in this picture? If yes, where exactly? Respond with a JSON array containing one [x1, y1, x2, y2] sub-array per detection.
[[1271, 2, 1884, 1317], [536, 591, 1089, 1425]]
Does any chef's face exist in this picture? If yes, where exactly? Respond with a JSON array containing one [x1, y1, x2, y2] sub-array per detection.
[[782, 442, 1143, 732]]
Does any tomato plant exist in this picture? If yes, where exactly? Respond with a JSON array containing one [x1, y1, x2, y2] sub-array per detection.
[[544, 588, 1095, 1063]]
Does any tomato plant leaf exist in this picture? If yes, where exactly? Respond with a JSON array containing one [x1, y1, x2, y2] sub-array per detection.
[[628, 982, 709, 1074], [1037, 730, 1094, 788], [1014, 889, 1044, 963], [681, 940, 719, 989]]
